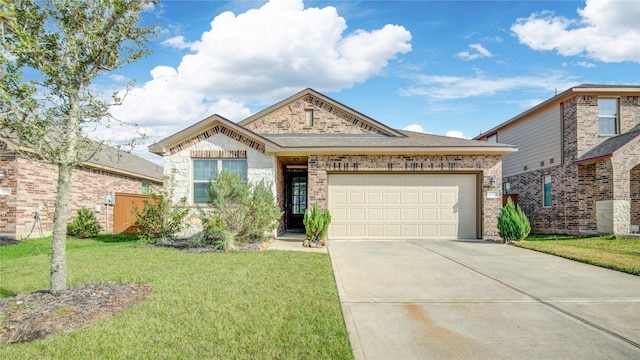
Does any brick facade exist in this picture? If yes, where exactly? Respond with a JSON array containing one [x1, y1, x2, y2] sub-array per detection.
[[244, 97, 391, 135], [0, 155, 159, 239], [502, 94, 640, 235]]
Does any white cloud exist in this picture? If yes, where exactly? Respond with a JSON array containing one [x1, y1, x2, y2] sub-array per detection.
[[511, 0, 640, 63], [455, 43, 492, 61], [403, 124, 425, 132], [445, 130, 466, 139], [399, 72, 577, 100], [161, 35, 194, 50], [113, 0, 412, 142], [576, 61, 596, 68]]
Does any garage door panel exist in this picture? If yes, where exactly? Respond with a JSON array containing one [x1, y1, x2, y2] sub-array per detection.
[[403, 208, 419, 221], [328, 174, 477, 239], [367, 208, 383, 221], [349, 208, 365, 221], [386, 208, 402, 221], [367, 192, 383, 205]]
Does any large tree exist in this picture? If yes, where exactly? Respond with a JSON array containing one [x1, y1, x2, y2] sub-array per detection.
[[0, 0, 158, 293]]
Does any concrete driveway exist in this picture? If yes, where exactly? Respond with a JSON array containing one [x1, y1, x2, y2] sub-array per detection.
[[329, 239, 640, 360]]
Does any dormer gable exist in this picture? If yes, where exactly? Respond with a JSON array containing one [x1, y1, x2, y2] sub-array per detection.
[[239, 88, 404, 137]]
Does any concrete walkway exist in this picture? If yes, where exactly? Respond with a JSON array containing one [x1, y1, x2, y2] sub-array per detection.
[[268, 231, 327, 253], [329, 239, 640, 360]]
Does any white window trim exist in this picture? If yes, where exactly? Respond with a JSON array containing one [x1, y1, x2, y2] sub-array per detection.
[[597, 98, 619, 135]]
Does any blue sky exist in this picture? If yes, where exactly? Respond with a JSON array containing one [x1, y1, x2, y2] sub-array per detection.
[[97, 0, 640, 161]]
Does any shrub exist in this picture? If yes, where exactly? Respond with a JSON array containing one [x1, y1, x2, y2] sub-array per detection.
[[133, 186, 190, 244], [497, 197, 531, 241], [303, 202, 332, 243], [201, 171, 282, 248], [67, 207, 101, 238]]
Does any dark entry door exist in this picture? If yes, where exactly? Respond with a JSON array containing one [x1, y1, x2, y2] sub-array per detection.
[[287, 171, 307, 230]]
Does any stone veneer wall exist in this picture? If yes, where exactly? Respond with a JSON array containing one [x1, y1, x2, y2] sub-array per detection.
[[307, 154, 503, 238], [631, 165, 640, 226], [163, 133, 277, 236], [0, 154, 157, 239], [244, 97, 389, 135]]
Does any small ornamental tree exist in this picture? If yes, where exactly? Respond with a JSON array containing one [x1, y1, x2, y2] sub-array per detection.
[[133, 185, 189, 243], [303, 202, 332, 246], [497, 197, 531, 241]]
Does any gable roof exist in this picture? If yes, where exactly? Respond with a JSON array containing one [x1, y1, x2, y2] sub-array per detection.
[[148, 114, 282, 156], [1, 135, 163, 182], [474, 84, 640, 140], [150, 89, 517, 157], [238, 88, 405, 137], [575, 129, 640, 164]]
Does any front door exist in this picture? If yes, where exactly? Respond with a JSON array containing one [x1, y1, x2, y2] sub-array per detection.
[[286, 171, 307, 230]]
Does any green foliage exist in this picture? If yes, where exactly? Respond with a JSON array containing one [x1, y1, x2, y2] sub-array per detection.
[[497, 197, 531, 241], [66, 207, 101, 238], [303, 202, 332, 242], [200, 171, 282, 249], [133, 188, 190, 244]]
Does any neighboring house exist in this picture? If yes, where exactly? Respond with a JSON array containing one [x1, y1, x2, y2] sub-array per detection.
[[150, 88, 516, 240], [0, 137, 164, 240], [475, 84, 640, 235]]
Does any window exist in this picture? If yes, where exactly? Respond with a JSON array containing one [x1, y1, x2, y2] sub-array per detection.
[[304, 109, 313, 126], [141, 181, 151, 195], [193, 159, 247, 204], [486, 133, 497, 143], [543, 175, 552, 207], [598, 98, 618, 135]]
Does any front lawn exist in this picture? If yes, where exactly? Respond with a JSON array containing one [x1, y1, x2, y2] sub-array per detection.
[[514, 234, 640, 275], [0, 235, 353, 359]]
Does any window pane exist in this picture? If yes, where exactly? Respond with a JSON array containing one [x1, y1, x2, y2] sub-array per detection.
[[194, 160, 217, 181], [598, 99, 617, 117], [598, 99, 618, 135], [194, 183, 210, 204], [598, 118, 617, 134], [543, 175, 552, 207], [292, 177, 307, 215], [222, 160, 247, 181]]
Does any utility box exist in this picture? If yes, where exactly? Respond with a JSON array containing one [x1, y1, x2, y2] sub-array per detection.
[[104, 191, 116, 205]]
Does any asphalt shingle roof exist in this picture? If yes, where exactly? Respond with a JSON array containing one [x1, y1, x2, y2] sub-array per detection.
[[263, 129, 512, 149], [577, 129, 640, 162]]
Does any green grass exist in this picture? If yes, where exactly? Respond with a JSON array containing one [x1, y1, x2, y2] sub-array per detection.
[[0, 235, 353, 359], [514, 234, 640, 275]]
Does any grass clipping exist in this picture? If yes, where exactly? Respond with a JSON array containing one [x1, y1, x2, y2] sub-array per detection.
[[0, 282, 151, 344]]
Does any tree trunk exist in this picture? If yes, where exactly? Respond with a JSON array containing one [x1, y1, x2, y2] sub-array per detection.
[[50, 162, 73, 294], [50, 91, 80, 294]]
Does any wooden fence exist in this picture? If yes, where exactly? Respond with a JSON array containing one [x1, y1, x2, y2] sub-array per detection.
[[113, 192, 150, 234]]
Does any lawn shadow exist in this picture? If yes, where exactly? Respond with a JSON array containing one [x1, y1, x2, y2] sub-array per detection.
[[91, 233, 140, 243], [0, 288, 18, 298]]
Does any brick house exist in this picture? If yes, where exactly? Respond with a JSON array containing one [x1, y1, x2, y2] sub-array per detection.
[[475, 85, 640, 235], [0, 137, 164, 240], [150, 88, 516, 240]]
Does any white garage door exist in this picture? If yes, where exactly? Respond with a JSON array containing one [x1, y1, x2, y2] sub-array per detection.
[[328, 174, 477, 239]]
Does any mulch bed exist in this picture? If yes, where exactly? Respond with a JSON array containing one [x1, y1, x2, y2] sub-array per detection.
[[0, 282, 152, 344], [152, 237, 276, 253]]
